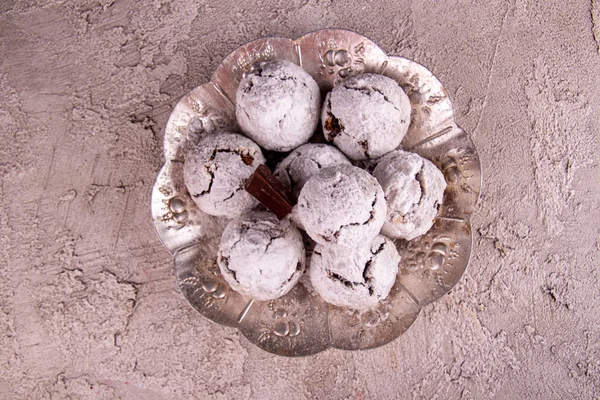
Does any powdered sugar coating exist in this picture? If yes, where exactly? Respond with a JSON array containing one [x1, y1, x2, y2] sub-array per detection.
[[372, 150, 447, 240], [286, 204, 304, 231], [310, 235, 400, 309], [217, 211, 305, 301], [184, 132, 265, 218], [322, 73, 411, 160], [297, 165, 386, 247], [236, 60, 321, 152], [274, 143, 351, 197]]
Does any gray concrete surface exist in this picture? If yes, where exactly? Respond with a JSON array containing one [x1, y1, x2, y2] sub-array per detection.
[[1, 0, 600, 398]]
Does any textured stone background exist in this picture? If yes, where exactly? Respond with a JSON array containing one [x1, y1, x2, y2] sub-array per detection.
[[1, 0, 599, 398]]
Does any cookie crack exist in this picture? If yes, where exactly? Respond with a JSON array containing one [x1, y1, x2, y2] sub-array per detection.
[[253, 65, 265, 77], [229, 235, 244, 252], [199, 146, 253, 199], [327, 266, 374, 296], [242, 80, 254, 93], [275, 74, 308, 89], [307, 154, 323, 169], [402, 159, 427, 221], [370, 240, 386, 256], [218, 186, 244, 205], [276, 261, 303, 292], [264, 234, 282, 253], [366, 191, 379, 224], [327, 270, 360, 288], [331, 191, 379, 239], [196, 165, 215, 197], [362, 259, 375, 296], [253, 65, 308, 88], [407, 161, 427, 219], [343, 84, 402, 113], [262, 231, 302, 292], [222, 227, 252, 282], [416, 170, 427, 206], [362, 240, 387, 297], [358, 139, 370, 158], [324, 98, 344, 140], [219, 255, 237, 282], [209, 147, 255, 166]]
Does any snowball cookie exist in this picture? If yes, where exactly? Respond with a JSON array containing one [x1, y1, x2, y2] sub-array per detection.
[[217, 211, 305, 301], [321, 73, 411, 160], [372, 150, 447, 240], [236, 60, 321, 152], [297, 165, 386, 247], [310, 234, 400, 309], [184, 132, 265, 218], [274, 143, 352, 197]]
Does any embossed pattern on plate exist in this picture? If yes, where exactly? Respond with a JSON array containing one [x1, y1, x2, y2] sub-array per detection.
[[163, 83, 237, 162], [327, 283, 421, 350], [295, 29, 388, 90], [384, 56, 457, 150], [396, 218, 472, 305], [151, 29, 482, 356], [174, 240, 250, 327], [151, 162, 228, 254], [414, 131, 482, 219], [238, 283, 331, 357]]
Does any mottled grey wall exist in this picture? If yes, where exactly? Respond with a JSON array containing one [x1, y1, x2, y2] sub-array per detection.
[[1, 0, 599, 398]]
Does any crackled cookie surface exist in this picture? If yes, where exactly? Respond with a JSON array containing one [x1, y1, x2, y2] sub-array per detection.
[[184, 132, 265, 218], [322, 73, 411, 160], [274, 143, 351, 197], [217, 211, 305, 301], [297, 165, 386, 246], [372, 150, 446, 240], [310, 234, 400, 309], [236, 60, 321, 152]]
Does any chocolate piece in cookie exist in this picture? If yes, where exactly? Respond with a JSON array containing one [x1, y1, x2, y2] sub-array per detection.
[[245, 164, 295, 219]]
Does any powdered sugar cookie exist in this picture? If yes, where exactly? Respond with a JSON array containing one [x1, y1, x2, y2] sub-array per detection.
[[218, 211, 305, 301], [310, 234, 400, 309], [236, 60, 321, 151], [322, 73, 410, 160], [297, 165, 386, 247], [373, 150, 446, 240], [184, 132, 265, 218]]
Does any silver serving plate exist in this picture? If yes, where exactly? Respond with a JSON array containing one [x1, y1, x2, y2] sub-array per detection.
[[151, 29, 481, 356]]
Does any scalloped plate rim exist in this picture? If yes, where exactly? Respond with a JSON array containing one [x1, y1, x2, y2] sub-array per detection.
[[151, 29, 481, 356]]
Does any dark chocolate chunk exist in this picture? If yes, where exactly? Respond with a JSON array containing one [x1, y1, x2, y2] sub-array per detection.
[[245, 164, 296, 219]]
